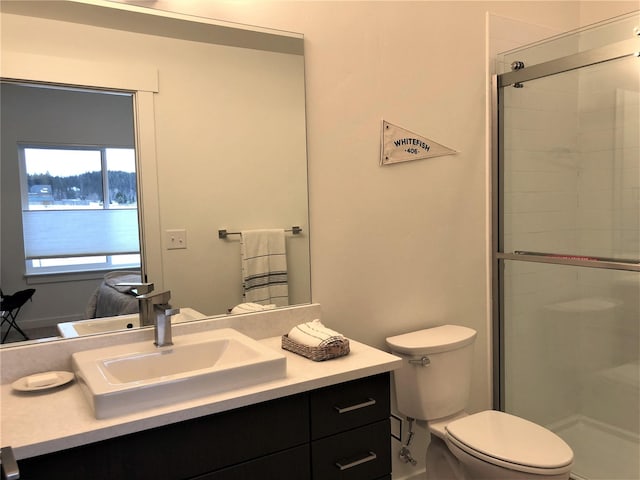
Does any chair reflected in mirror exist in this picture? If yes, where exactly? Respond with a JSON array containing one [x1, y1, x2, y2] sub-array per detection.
[[1, 288, 35, 343]]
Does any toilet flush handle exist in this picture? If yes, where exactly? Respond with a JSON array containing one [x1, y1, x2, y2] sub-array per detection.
[[408, 356, 430, 367]]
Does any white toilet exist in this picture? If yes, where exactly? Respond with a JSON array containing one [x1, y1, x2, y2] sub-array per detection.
[[386, 325, 573, 480]]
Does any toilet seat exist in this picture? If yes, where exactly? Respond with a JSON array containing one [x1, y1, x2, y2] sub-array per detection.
[[445, 411, 573, 475]]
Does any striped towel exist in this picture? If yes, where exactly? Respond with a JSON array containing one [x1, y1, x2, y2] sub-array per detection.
[[288, 319, 346, 348], [241, 229, 289, 306]]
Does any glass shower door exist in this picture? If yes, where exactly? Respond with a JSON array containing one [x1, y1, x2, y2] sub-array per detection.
[[494, 13, 639, 480]]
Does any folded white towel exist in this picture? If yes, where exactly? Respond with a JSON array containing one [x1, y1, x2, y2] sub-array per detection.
[[230, 302, 277, 315], [288, 319, 346, 348]]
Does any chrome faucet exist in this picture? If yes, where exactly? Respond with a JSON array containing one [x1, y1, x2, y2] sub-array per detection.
[[136, 289, 180, 347], [155, 304, 179, 348], [117, 282, 180, 346]]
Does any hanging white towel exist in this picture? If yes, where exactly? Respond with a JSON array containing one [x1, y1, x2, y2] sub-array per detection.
[[241, 229, 289, 306]]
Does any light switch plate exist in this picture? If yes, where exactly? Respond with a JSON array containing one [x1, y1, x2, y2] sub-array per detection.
[[166, 229, 187, 249]]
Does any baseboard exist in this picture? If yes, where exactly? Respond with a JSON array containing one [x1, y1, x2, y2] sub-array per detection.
[[393, 469, 426, 480], [549, 413, 640, 442], [17, 313, 84, 331]]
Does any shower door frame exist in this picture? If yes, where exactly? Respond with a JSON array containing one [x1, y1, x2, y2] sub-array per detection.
[[491, 37, 640, 410]]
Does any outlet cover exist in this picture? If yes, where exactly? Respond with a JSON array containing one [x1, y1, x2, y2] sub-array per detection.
[[166, 229, 187, 249]]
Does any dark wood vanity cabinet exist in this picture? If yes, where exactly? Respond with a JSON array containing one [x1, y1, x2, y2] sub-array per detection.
[[310, 373, 391, 480], [18, 373, 391, 480]]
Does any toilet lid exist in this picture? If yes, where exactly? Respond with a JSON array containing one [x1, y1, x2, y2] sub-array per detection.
[[385, 325, 476, 355], [445, 411, 573, 474]]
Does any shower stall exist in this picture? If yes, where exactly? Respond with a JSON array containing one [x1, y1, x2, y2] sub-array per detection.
[[493, 12, 639, 480]]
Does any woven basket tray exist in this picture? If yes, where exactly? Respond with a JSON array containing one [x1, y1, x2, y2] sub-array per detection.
[[281, 334, 350, 362]]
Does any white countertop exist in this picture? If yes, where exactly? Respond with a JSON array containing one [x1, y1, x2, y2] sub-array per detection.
[[1, 336, 401, 460]]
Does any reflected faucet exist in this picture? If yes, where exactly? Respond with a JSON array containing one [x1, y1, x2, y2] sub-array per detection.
[[123, 284, 178, 347]]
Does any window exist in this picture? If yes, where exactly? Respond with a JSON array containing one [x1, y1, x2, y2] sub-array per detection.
[[20, 145, 141, 274]]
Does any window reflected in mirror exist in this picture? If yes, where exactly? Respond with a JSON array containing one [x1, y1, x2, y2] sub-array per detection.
[[21, 144, 141, 275]]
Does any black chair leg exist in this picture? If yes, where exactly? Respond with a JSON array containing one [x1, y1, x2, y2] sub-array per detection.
[[1, 288, 35, 343], [1, 311, 29, 343]]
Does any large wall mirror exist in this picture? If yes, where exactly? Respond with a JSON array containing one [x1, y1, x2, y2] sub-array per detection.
[[0, 0, 310, 345]]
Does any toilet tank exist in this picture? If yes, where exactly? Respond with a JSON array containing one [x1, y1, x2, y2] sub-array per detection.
[[386, 325, 477, 421]]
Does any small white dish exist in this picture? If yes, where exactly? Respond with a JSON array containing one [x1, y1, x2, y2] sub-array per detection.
[[12, 371, 75, 392]]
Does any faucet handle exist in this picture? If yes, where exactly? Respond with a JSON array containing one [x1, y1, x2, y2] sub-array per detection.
[[137, 290, 171, 304], [164, 307, 180, 317], [117, 282, 154, 295]]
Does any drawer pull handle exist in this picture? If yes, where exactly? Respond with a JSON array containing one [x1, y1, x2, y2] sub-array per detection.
[[0, 446, 20, 480], [334, 398, 376, 414], [335, 451, 377, 471]]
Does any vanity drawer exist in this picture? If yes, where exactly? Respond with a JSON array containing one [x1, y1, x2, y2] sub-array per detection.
[[193, 444, 310, 480], [18, 393, 309, 480], [311, 419, 391, 480], [310, 373, 390, 440]]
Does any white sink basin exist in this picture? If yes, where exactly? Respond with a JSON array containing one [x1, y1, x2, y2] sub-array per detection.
[[57, 308, 207, 338], [72, 328, 287, 418]]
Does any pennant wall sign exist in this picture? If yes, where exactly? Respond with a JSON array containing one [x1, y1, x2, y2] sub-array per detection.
[[380, 120, 458, 166]]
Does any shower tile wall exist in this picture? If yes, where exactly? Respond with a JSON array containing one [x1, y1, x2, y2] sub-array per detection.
[[577, 58, 640, 258], [503, 58, 583, 426], [576, 56, 640, 435], [500, 14, 639, 478], [502, 51, 639, 433]]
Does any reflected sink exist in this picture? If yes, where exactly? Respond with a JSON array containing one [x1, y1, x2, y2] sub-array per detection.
[[57, 308, 207, 338], [72, 328, 287, 419]]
